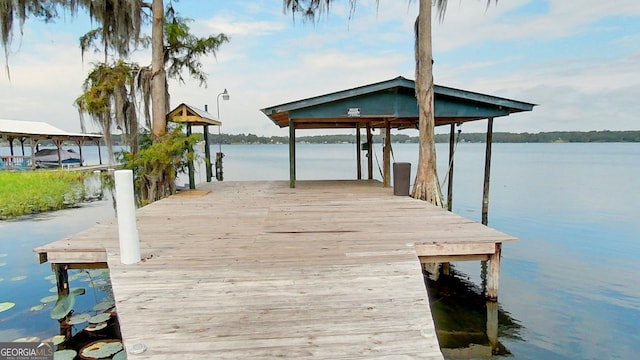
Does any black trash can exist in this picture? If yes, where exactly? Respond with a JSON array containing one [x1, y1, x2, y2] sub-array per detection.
[[393, 162, 411, 196]]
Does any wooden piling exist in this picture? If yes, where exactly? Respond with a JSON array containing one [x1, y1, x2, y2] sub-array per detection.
[[289, 119, 296, 188], [482, 118, 494, 225], [356, 123, 362, 180], [486, 243, 501, 301]]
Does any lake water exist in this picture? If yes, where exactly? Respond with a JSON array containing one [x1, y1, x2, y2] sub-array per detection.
[[1, 142, 638, 359]]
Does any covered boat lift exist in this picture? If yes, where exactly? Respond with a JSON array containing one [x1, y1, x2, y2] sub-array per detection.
[[0, 119, 103, 169], [261, 76, 535, 222]]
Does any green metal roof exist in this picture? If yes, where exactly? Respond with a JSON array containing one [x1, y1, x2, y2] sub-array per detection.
[[261, 76, 535, 129]]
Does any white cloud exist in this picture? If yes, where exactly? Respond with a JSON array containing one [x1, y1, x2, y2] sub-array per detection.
[[1, 0, 639, 137]]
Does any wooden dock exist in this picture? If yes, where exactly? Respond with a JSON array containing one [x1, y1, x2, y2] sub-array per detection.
[[35, 180, 516, 359]]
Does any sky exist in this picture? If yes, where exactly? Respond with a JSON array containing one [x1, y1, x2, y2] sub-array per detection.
[[0, 0, 639, 137]]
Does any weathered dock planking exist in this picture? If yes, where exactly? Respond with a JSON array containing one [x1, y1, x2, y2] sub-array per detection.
[[35, 180, 516, 359]]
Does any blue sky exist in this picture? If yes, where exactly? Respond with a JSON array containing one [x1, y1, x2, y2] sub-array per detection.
[[1, 0, 639, 136]]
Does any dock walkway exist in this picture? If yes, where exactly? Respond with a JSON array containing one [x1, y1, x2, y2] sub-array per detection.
[[36, 180, 515, 359]]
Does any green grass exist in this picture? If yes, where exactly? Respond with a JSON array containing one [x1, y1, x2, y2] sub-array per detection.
[[0, 170, 90, 219]]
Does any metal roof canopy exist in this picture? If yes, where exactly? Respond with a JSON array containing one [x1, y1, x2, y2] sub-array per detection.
[[167, 103, 222, 126], [261, 76, 535, 130], [0, 119, 104, 169], [0, 119, 102, 142], [166, 103, 222, 187]]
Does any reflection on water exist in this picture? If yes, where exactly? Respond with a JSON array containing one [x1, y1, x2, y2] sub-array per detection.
[[425, 266, 523, 359]]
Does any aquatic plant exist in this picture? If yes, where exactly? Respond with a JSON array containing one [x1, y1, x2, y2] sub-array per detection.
[[0, 302, 15, 313], [79, 340, 123, 359], [0, 170, 95, 218]]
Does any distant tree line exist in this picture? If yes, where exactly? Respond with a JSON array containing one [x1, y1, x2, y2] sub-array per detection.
[[3, 130, 637, 147], [208, 130, 640, 144]]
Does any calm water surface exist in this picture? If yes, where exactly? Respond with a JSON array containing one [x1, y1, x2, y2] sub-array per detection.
[[1, 142, 638, 359]]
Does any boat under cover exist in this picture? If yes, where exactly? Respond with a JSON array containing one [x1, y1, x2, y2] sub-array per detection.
[[35, 149, 82, 168]]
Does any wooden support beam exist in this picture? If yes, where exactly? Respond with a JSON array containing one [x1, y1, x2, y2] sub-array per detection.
[[356, 123, 362, 180], [415, 242, 497, 257], [419, 254, 491, 264], [366, 123, 373, 180], [78, 141, 84, 166], [66, 262, 109, 270], [204, 125, 212, 182], [447, 123, 455, 212], [52, 263, 69, 297], [187, 123, 195, 189], [486, 242, 501, 301], [96, 140, 103, 165], [289, 118, 296, 188], [482, 117, 494, 225], [383, 120, 391, 187]]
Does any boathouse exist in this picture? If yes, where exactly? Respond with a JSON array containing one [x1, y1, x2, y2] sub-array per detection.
[[0, 118, 102, 169], [261, 76, 535, 220]]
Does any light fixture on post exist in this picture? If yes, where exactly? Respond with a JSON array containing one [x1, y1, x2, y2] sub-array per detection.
[[215, 88, 230, 181]]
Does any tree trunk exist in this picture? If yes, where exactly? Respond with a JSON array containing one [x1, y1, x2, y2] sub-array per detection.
[[411, 0, 444, 207], [151, 0, 167, 140]]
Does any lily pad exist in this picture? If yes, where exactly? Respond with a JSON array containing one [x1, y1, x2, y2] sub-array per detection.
[[44, 274, 56, 281], [84, 322, 107, 332], [0, 278, 4, 282], [89, 313, 111, 324], [79, 340, 123, 359], [69, 272, 87, 281], [49, 286, 58, 293], [53, 349, 77, 360], [70, 287, 86, 296], [13, 336, 39, 342], [68, 313, 91, 325], [30, 304, 46, 312], [92, 299, 115, 311], [52, 335, 66, 345], [40, 295, 59, 304], [0, 253, 7, 258], [50, 294, 75, 320], [0, 262, 7, 267], [10, 275, 27, 281], [0, 302, 16, 313], [112, 350, 127, 360]]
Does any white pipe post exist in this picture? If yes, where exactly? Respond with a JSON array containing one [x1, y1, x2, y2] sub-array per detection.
[[114, 170, 140, 264]]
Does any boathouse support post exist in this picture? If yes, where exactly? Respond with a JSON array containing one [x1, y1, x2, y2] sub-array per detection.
[[356, 122, 362, 180], [204, 125, 212, 182], [447, 123, 456, 212], [54, 140, 63, 168], [29, 140, 37, 169], [114, 170, 141, 264], [289, 118, 296, 188], [383, 120, 391, 187], [95, 140, 103, 165], [186, 124, 196, 189], [482, 117, 494, 225], [366, 123, 373, 180], [75, 141, 84, 166], [8, 136, 14, 156]]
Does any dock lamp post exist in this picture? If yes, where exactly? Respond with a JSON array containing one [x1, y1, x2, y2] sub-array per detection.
[[216, 88, 230, 181]]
